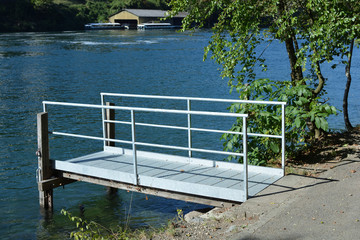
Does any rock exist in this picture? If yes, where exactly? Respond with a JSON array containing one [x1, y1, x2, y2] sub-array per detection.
[[184, 210, 204, 224], [227, 225, 238, 233]]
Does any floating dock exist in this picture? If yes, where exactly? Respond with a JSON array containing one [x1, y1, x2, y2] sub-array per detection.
[[37, 93, 286, 208]]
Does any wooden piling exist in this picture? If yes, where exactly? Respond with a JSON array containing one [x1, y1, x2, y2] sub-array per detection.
[[105, 102, 117, 194], [37, 112, 53, 209]]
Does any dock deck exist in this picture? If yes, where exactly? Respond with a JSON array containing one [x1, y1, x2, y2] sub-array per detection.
[[53, 146, 283, 204]]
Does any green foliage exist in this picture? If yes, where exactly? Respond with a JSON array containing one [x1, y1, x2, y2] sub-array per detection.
[[61, 209, 131, 240], [176, 209, 184, 221], [109, 0, 128, 15], [167, 0, 359, 165], [77, 0, 111, 23], [221, 78, 337, 165], [0, 0, 88, 32], [31, 0, 53, 8]]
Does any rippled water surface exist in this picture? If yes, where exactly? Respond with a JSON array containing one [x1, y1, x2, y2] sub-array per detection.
[[0, 29, 359, 239]]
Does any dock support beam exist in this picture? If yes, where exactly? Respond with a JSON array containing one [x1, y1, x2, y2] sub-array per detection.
[[105, 102, 117, 194], [37, 112, 53, 209]]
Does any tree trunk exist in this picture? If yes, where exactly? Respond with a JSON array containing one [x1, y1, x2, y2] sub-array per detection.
[[344, 39, 354, 131], [277, 1, 303, 83], [313, 61, 326, 96], [284, 36, 303, 82]]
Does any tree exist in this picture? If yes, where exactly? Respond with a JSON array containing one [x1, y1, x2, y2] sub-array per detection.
[[167, 0, 358, 165], [331, 1, 360, 131], [78, 0, 111, 22], [299, 1, 360, 131], [31, 0, 53, 8], [344, 38, 355, 130]]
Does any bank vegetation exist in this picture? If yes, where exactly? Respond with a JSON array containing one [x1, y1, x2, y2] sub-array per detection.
[[0, 0, 169, 32]]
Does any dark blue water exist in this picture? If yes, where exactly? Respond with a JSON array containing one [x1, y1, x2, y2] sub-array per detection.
[[1, 29, 359, 239]]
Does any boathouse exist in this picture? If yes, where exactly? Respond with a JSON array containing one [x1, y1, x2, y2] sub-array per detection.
[[109, 9, 188, 29]]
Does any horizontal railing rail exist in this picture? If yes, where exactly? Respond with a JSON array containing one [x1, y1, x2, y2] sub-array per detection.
[[48, 130, 245, 157], [102, 119, 244, 135], [42, 101, 246, 117], [100, 92, 287, 106]]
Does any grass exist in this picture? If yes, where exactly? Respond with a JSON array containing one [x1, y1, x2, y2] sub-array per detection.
[[61, 208, 183, 240]]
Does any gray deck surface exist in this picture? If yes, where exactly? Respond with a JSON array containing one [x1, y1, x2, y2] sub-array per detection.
[[53, 146, 283, 202]]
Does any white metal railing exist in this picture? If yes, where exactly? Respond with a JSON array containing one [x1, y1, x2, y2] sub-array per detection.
[[43, 93, 286, 201], [100, 93, 286, 173]]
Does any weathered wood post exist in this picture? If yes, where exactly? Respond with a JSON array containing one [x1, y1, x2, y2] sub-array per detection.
[[37, 112, 53, 209], [105, 102, 117, 194]]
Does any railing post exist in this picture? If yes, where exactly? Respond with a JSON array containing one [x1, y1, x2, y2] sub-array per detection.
[[101, 94, 106, 148], [243, 116, 248, 201], [187, 99, 192, 158], [105, 102, 115, 147], [105, 102, 117, 194], [37, 112, 53, 209], [131, 110, 139, 185], [281, 104, 286, 176]]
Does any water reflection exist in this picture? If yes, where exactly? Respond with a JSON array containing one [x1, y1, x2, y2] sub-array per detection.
[[0, 51, 45, 58]]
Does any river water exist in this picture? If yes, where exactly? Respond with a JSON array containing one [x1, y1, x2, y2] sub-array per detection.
[[0, 29, 359, 239]]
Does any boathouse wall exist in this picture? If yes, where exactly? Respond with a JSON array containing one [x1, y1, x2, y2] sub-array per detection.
[[109, 11, 139, 23]]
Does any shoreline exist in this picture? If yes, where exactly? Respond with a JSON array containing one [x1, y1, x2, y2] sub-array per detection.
[[152, 128, 360, 239]]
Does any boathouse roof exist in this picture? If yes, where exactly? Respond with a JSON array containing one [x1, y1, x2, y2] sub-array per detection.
[[109, 9, 188, 19]]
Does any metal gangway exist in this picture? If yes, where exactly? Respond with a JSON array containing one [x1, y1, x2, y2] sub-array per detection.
[[36, 93, 286, 208]]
